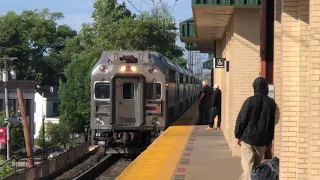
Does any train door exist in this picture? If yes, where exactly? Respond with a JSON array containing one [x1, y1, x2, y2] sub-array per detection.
[[115, 78, 143, 127]]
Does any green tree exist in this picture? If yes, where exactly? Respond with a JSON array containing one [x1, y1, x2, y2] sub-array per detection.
[[35, 122, 70, 148], [59, 53, 97, 133], [0, 155, 13, 178], [173, 57, 187, 68], [137, 2, 184, 59], [0, 111, 25, 152], [0, 9, 77, 85], [59, 0, 185, 132]]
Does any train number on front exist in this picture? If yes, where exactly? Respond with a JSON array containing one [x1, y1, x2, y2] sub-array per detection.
[[120, 116, 136, 124]]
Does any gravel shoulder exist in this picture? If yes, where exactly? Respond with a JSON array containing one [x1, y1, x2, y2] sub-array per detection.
[[95, 158, 133, 180]]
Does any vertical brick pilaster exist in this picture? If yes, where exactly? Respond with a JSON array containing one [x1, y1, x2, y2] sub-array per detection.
[[280, 0, 310, 179], [273, 0, 282, 158], [308, 0, 320, 179], [297, 1, 309, 179], [214, 40, 227, 134], [280, 0, 299, 179], [230, 8, 261, 157]]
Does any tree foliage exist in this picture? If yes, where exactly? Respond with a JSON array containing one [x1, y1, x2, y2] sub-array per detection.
[[59, 0, 185, 133], [0, 156, 13, 178], [0, 9, 77, 85], [35, 122, 70, 148], [0, 111, 25, 152], [173, 57, 187, 68], [0, 9, 77, 151]]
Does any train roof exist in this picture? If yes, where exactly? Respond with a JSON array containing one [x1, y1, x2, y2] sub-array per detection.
[[150, 52, 176, 70], [92, 51, 200, 79]]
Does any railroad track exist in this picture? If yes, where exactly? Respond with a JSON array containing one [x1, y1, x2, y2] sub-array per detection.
[[73, 154, 122, 180], [51, 145, 139, 180]]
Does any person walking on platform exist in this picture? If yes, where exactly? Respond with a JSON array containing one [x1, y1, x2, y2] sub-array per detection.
[[198, 80, 213, 125], [234, 77, 276, 180], [197, 91, 202, 124], [206, 84, 222, 130]]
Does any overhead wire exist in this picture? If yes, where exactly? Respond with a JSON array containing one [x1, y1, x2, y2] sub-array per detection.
[[126, 0, 143, 14], [140, 0, 160, 5], [126, 0, 181, 44]]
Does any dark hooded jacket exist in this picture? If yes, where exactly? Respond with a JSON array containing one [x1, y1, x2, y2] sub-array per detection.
[[212, 88, 222, 111], [234, 77, 276, 146]]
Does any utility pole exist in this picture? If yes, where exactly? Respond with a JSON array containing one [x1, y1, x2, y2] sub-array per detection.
[[0, 56, 17, 160], [17, 88, 34, 168]]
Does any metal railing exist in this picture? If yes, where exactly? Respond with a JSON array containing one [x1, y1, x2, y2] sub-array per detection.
[[0, 133, 90, 179]]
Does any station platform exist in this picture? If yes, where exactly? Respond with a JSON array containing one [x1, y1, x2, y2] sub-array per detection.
[[116, 103, 242, 180]]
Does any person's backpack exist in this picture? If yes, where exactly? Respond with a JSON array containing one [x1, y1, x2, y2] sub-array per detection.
[[251, 156, 279, 180]]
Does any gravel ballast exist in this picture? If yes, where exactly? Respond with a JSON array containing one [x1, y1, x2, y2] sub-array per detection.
[[55, 146, 106, 180]]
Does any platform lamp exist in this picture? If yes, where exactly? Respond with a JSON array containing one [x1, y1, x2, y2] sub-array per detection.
[[41, 92, 46, 160]]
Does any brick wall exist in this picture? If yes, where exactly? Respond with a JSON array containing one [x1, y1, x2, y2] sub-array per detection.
[[202, 0, 320, 178], [280, 0, 300, 178], [219, 8, 261, 157], [213, 40, 225, 132], [273, 0, 282, 158], [308, 1, 320, 179], [279, 0, 311, 179], [297, 0, 309, 179]]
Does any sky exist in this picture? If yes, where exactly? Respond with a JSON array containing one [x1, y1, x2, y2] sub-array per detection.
[[0, 0, 191, 44], [0, 0, 208, 74]]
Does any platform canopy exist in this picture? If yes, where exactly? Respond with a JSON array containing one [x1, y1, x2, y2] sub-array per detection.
[[180, 0, 261, 52]]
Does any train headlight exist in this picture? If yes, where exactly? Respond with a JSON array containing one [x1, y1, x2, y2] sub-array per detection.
[[120, 66, 126, 72], [95, 117, 105, 125], [148, 66, 157, 73], [131, 66, 137, 72], [152, 117, 160, 126]]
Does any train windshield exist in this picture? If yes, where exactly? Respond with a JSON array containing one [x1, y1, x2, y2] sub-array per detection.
[[95, 83, 110, 99], [123, 83, 135, 100], [146, 83, 161, 99]]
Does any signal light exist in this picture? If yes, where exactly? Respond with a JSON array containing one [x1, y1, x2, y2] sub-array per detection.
[[148, 66, 157, 73], [100, 65, 108, 72]]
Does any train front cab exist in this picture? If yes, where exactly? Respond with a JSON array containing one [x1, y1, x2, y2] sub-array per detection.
[[92, 68, 165, 146]]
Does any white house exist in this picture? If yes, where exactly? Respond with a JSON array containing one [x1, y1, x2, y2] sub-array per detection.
[[0, 80, 36, 147], [34, 86, 60, 138]]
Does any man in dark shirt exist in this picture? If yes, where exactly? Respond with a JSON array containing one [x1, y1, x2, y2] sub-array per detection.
[[207, 84, 222, 130], [198, 80, 213, 125]]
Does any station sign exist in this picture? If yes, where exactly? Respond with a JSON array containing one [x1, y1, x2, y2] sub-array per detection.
[[213, 58, 226, 68], [0, 127, 6, 144]]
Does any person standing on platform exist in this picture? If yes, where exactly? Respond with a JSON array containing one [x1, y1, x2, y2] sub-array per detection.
[[197, 91, 202, 124], [198, 80, 213, 125], [206, 84, 222, 130], [234, 77, 276, 180]]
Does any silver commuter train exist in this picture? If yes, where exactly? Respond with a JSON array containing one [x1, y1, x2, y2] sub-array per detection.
[[90, 51, 201, 149]]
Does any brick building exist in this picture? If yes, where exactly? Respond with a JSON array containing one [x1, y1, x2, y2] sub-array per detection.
[[180, 0, 320, 179]]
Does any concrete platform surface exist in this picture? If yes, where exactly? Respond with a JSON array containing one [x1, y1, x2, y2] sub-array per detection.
[[172, 125, 242, 180]]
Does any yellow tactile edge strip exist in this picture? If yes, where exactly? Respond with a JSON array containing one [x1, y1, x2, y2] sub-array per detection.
[[116, 104, 197, 180], [116, 126, 194, 180]]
